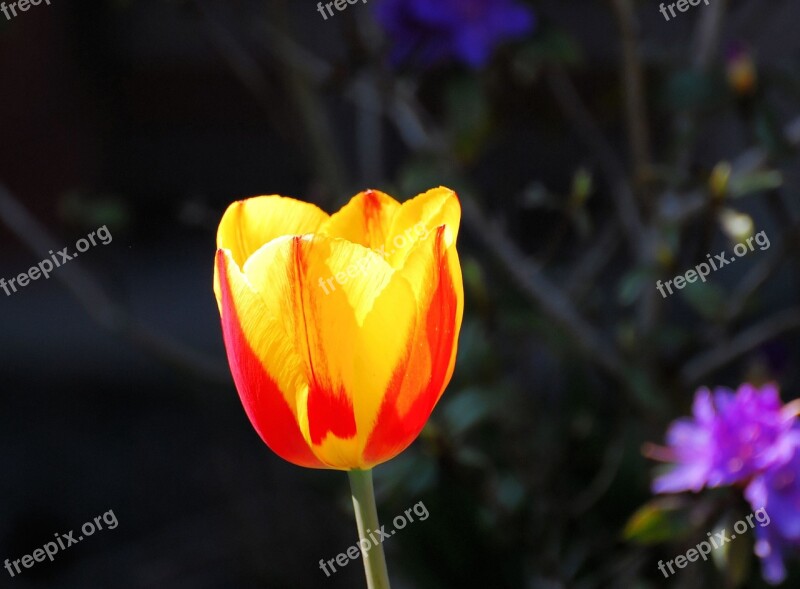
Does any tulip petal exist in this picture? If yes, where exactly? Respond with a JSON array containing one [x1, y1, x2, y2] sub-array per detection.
[[244, 234, 419, 469], [217, 195, 329, 267], [364, 224, 463, 464], [319, 189, 401, 250], [385, 186, 461, 269], [215, 249, 325, 468]]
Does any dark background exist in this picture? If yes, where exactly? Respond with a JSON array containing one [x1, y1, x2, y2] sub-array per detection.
[[2, 1, 800, 588]]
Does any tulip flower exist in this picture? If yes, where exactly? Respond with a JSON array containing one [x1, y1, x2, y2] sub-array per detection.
[[213, 186, 463, 589]]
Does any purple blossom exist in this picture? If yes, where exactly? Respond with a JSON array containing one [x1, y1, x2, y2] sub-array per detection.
[[745, 442, 800, 584], [652, 383, 797, 493], [650, 383, 800, 583], [374, 0, 535, 69]]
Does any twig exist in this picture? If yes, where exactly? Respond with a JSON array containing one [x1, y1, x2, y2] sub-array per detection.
[[194, 0, 347, 197], [0, 184, 231, 385], [690, 0, 728, 70], [660, 115, 800, 227], [546, 67, 648, 259], [725, 226, 800, 321], [355, 74, 385, 184], [674, 0, 729, 175], [460, 194, 657, 411], [680, 307, 800, 385], [565, 221, 620, 302], [570, 432, 627, 516], [608, 0, 652, 186], [252, 15, 446, 154]]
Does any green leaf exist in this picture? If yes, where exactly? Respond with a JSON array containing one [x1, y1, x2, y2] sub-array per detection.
[[729, 170, 783, 199], [661, 70, 725, 112], [526, 29, 583, 66], [617, 269, 649, 306], [495, 474, 526, 512], [445, 75, 490, 160], [442, 387, 497, 437], [624, 497, 693, 545], [680, 280, 728, 321], [712, 512, 753, 587], [59, 190, 131, 229], [511, 28, 583, 83], [570, 167, 594, 208]]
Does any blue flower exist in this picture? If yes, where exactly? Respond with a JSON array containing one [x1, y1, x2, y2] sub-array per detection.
[[374, 0, 535, 69]]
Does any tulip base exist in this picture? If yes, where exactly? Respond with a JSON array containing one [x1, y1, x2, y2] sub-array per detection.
[[348, 468, 392, 589]]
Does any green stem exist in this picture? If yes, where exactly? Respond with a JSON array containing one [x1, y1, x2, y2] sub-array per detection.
[[348, 469, 392, 589]]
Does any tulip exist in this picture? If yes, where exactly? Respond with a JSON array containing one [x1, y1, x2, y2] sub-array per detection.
[[213, 187, 463, 589]]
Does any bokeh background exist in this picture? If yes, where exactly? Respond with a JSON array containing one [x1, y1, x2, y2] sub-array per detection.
[[2, 0, 800, 587]]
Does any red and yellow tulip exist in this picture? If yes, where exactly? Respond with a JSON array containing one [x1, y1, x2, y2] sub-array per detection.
[[213, 187, 463, 470]]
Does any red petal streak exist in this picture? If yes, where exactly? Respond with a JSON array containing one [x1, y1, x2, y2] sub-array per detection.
[[216, 250, 324, 468], [289, 237, 357, 446], [363, 227, 458, 464], [307, 382, 358, 445], [362, 189, 385, 246], [363, 189, 382, 226]]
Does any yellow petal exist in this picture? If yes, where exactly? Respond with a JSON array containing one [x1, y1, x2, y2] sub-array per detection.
[[363, 225, 463, 465], [217, 195, 329, 267], [319, 189, 401, 250], [214, 195, 329, 312], [243, 234, 418, 469], [385, 186, 461, 269]]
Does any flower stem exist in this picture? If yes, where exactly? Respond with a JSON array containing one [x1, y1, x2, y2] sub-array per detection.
[[348, 469, 391, 589]]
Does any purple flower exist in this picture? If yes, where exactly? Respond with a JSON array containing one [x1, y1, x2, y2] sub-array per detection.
[[374, 0, 535, 69], [745, 442, 800, 584], [650, 389, 716, 493], [652, 383, 797, 493], [649, 383, 800, 582]]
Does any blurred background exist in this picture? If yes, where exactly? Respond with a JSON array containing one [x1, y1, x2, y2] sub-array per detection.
[[2, 0, 800, 587]]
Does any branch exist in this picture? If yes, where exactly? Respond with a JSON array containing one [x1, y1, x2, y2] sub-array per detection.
[[569, 432, 627, 516], [674, 0, 729, 174], [725, 225, 800, 321], [459, 194, 660, 411], [660, 115, 800, 227], [0, 184, 231, 385], [690, 0, 728, 70], [565, 221, 620, 302], [680, 307, 800, 385], [546, 67, 649, 259], [194, 0, 347, 197], [608, 0, 652, 185]]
